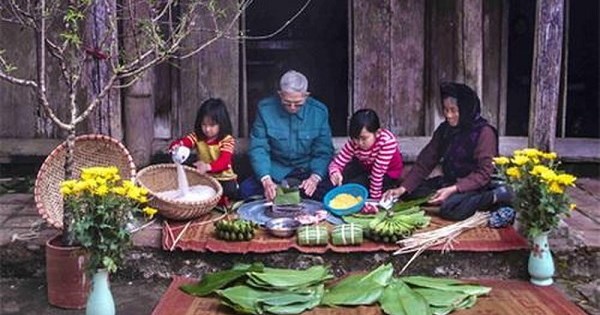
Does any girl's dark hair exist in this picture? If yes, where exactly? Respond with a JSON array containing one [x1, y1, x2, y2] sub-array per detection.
[[194, 98, 233, 140], [349, 109, 380, 139]]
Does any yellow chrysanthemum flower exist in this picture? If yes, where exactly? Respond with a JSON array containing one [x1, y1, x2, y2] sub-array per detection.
[[539, 169, 557, 183], [511, 155, 529, 166], [95, 185, 110, 196], [542, 152, 557, 160], [493, 156, 510, 166], [59, 185, 73, 196], [556, 173, 577, 186], [506, 167, 521, 179], [530, 165, 551, 176], [143, 207, 158, 219], [522, 148, 542, 158], [548, 181, 564, 194]]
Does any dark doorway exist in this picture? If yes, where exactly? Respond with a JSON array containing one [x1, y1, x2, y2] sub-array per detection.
[[242, 0, 349, 136], [506, 0, 599, 138]]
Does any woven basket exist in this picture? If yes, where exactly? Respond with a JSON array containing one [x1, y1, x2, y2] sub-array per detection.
[[34, 134, 136, 229], [136, 164, 223, 220]]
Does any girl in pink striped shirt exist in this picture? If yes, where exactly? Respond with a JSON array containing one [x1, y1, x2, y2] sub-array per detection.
[[328, 109, 404, 199]]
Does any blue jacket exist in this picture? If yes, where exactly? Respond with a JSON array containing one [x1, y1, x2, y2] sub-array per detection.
[[249, 96, 334, 182]]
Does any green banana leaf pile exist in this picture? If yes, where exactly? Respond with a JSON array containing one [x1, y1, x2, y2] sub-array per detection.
[[180, 263, 332, 314], [180, 263, 491, 315], [343, 195, 432, 228]]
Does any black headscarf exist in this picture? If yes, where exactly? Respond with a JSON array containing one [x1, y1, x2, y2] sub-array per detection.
[[436, 82, 497, 183]]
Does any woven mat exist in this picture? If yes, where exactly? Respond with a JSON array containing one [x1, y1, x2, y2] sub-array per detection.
[[161, 212, 528, 253], [152, 276, 586, 315]]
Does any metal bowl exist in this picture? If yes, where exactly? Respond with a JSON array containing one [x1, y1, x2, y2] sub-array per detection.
[[265, 217, 301, 238]]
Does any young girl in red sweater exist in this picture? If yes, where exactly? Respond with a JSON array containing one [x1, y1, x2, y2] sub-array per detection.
[[169, 98, 238, 202], [329, 109, 404, 199]]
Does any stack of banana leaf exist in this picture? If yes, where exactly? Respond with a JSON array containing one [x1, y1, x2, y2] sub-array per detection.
[[181, 263, 332, 314], [180, 263, 491, 315]]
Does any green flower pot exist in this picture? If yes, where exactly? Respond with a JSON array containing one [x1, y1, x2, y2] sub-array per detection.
[[86, 270, 115, 315]]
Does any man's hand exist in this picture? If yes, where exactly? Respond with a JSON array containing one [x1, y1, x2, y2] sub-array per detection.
[[299, 174, 320, 197], [428, 185, 458, 205], [262, 177, 278, 201], [330, 171, 343, 186], [382, 186, 406, 202], [194, 161, 211, 174]]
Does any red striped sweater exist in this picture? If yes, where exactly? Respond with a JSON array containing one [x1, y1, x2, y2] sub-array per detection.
[[328, 129, 403, 198]]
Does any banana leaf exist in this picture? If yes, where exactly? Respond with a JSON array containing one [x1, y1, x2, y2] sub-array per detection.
[[390, 196, 431, 212], [247, 266, 332, 289], [401, 276, 491, 296], [379, 279, 431, 315], [274, 186, 301, 205], [218, 284, 323, 315], [321, 263, 393, 306], [412, 288, 469, 307], [180, 263, 264, 296], [342, 212, 386, 228], [262, 285, 324, 315], [430, 305, 454, 315], [455, 294, 478, 309]]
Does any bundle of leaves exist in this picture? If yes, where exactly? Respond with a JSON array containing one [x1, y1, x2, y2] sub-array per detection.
[[180, 263, 331, 314], [493, 148, 577, 238], [60, 166, 157, 273], [180, 263, 491, 315]]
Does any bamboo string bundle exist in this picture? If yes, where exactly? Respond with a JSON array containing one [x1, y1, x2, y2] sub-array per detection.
[[394, 212, 490, 274]]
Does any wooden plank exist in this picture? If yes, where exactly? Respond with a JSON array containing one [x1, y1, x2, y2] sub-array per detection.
[[497, 1, 509, 136], [84, 1, 122, 140], [0, 22, 38, 138], [482, 0, 504, 130], [390, 0, 425, 136], [352, 1, 391, 114], [456, 0, 483, 98], [425, 0, 458, 134], [179, 0, 239, 137], [121, 1, 155, 167], [528, 0, 565, 151]]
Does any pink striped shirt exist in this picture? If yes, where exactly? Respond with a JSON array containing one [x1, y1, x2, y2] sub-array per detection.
[[329, 129, 403, 198]]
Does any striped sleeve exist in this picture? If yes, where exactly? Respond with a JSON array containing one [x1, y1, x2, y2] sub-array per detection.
[[168, 132, 198, 151], [328, 140, 356, 175], [209, 135, 235, 172], [368, 131, 398, 198]]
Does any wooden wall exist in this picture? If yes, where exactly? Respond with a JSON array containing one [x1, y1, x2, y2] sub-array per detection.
[[1, 0, 507, 146]]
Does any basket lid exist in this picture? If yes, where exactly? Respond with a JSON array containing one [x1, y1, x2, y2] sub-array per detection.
[[34, 134, 136, 229]]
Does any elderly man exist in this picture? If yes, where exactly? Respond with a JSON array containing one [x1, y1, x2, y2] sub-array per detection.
[[240, 70, 334, 201]]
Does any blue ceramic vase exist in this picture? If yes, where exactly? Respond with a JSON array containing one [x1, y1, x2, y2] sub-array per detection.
[[527, 231, 555, 286], [86, 270, 115, 315]]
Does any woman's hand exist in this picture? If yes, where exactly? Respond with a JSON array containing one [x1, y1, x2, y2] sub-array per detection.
[[382, 186, 406, 202], [194, 161, 211, 174], [299, 174, 320, 197], [428, 185, 458, 205], [262, 177, 278, 201], [330, 171, 343, 186]]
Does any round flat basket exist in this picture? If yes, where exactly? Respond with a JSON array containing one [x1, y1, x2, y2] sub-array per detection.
[[136, 164, 223, 220], [34, 134, 136, 229]]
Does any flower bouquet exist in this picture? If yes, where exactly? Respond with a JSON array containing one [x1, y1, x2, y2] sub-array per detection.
[[493, 148, 577, 239], [60, 166, 157, 273]]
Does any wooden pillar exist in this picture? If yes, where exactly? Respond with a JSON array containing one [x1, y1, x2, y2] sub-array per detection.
[[122, 1, 155, 167], [352, 1, 391, 117], [528, 0, 565, 151], [84, 1, 122, 140], [390, 0, 425, 136], [179, 0, 239, 137], [426, 0, 458, 134], [456, 0, 483, 99]]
